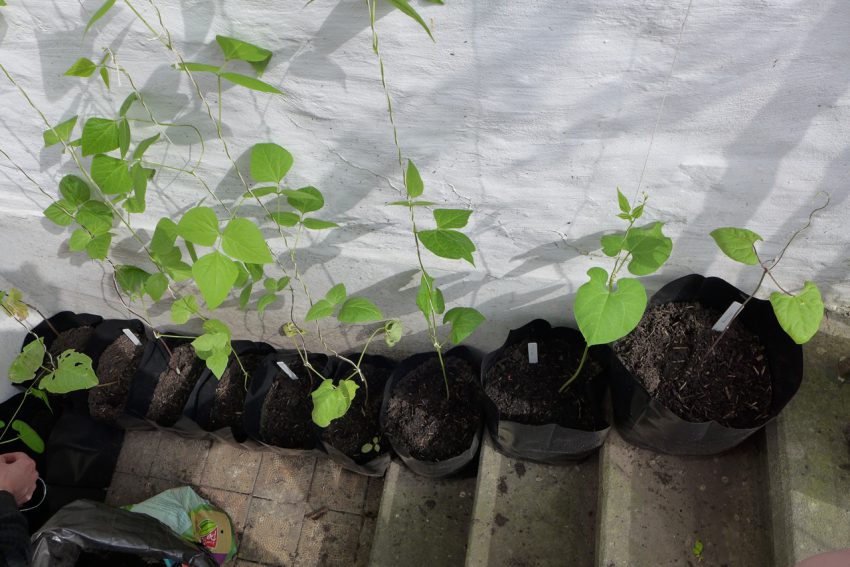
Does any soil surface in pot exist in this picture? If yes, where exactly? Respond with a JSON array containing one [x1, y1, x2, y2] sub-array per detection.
[[322, 361, 391, 464], [260, 360, 315, 449], [89, 332, 146, 422], [384, 355, 481, 462], [205, 352, 265, 432], [483, 334, 605, 430], [48, 326, 95, 357], [615, 301, 772, 427], [147, 343, 205, 426]]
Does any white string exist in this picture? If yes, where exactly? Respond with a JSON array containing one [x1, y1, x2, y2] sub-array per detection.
[[632, 0, 695, 202], [19, 477, 47, 512]]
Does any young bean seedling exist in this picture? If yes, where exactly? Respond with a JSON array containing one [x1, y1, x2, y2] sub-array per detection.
[[561, 189, 672, 392], [709, 195, 829, 347]]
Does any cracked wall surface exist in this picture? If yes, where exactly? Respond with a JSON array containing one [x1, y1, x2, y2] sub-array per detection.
[[0, 0, 848, 357]]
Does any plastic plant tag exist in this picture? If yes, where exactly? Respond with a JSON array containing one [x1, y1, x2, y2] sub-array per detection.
[[711, 301, 742, 332], [528, 342, 538, 364], [276, 361, 299, 380], [123, 328, 142, 346]]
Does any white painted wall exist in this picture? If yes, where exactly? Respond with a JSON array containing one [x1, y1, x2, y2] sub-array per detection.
[[0, 0, 848, 357]]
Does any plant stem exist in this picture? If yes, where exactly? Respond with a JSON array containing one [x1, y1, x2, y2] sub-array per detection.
[[559, 345, 589, 393]]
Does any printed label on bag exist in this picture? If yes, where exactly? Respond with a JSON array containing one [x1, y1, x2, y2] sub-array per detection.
[[277, 361, 299, 380], [528, 342, 539, 364], [712, 301, 743, 332], [123, 328, 142, 346]]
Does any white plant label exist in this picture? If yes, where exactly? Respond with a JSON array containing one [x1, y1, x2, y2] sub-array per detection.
[[712, 301, 743, 332], [123, 328, 142, 346], [528, 342, 539, 364], [277, 361, 299, 380]]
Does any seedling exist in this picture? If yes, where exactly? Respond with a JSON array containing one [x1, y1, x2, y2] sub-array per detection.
[[361, 436, 382, 454], [709, 195, 829, 347], [561, 189, 672, 392], [692, 538, 704, 562], [391, 161, 485, 397], [0, 289, 98, 453]]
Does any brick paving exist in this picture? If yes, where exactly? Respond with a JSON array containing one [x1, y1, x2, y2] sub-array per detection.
[[106, 431, 382, 567]]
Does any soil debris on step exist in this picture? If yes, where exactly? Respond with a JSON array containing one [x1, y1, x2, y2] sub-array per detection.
[[615, 301, 772, 427], [89, 332, 146, 422]]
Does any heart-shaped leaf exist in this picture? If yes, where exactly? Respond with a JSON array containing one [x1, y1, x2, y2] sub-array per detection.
[[769, 282, 824, 344], [574, 267, 647, 345], [710, 227, 763, 265]]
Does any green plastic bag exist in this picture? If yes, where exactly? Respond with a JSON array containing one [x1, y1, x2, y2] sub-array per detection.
[[126, 486, 237, 565]]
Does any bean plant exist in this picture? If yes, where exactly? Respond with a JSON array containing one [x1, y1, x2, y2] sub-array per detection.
[[561, 189, 672, 392], [709, 195, 829, 346], [0, 290, 98, 453]]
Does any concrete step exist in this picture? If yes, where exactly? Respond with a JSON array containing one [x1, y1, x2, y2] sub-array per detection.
[[596, 428, 771, 566], [369, 459, 476, 566], [766, 315, 850, 566], [465, 435, 597, 567]]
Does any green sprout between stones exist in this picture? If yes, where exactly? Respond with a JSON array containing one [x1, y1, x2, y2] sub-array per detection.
[[361, 436, 382, 454], [0, 290, 98, 453], [693, 538, 704, 562], [561, 189, 672, 393], [709, 194, 829, 347]]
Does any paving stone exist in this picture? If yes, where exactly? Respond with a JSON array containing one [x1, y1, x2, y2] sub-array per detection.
[[597, 427, 770, 567], [307, 458, 368, 514], [149, 434, 211, 485], [369, 460, 476, 566], [114, 430, 161, 476], [234, 561, 268, 567], [766, 315, 850, 565], [145, 475, 183, 498], [253, 452, 317, 504], [294, 510, 363, 567], [466, 435, 597, 567], [202, 442, 262, 494], [354, 517, 376, 567], [196, 486, 252, 534], [240, 497, 305, 565], [105, 472, 150, 507]]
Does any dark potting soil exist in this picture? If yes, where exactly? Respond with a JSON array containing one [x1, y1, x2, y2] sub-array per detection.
[[322, 361, 391, 464], [48, 326, 95, 358], [146, 343, 204, 426], [206, 353, 265, 432], [260, 360, 315, 449], [615, 301, 773, 427], [89, 332, 146, 422], [384, 356, 481, 462], [483, 334, 606, 430]]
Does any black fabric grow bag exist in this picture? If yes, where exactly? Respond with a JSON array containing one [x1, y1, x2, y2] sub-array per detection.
[[317, 354, 396, 477], [481, 319, 610, 463], [180, 340, 275, 444], [609, 273, 803, 455], [380, 346, 483, 478], [243, 350, 327, 456], [23, 311, 103, 352]]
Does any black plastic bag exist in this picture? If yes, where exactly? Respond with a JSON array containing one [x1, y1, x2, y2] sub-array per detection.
[[481, 319, 610, 463], [609, 274, 803, 455], [380, 346, 483, 478], [316, 354, 395, 477], [180, 340, 275, 444], [243, 350, 326, 456], [30, 499, 217, 567]]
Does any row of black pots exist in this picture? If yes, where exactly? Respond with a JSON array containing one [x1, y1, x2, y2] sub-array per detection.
[[20, 272, 804, 481]]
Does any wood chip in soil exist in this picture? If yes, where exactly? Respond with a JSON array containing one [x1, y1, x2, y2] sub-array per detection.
[[322, 360, 392, 464], [384, 355, 481, 462], [147, 343, 205, 426], [614, 301, 772, 427], [260, 360, 315, 449], [89, 332, 145, 422], [484, 333, 605, 430]]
